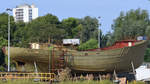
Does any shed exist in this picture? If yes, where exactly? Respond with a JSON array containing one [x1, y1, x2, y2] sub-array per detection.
[[63, 39, 80, 45]]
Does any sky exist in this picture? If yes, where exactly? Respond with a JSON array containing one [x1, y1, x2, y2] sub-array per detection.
[[0, 0, 150, 34]]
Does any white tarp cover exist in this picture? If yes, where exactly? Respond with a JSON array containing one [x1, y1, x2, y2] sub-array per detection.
[[136, 64, 150, 80], [63, 39, 80, 45]]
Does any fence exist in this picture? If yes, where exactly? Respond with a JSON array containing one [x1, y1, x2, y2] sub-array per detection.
[[0, 72, 55, 81]]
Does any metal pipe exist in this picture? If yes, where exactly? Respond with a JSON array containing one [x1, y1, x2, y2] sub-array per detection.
[[34, 61, 38, 73], [6, 8, 12, 72], [98, 30, 100, 48], [131, 61, 137, 80], [98, 16, 101, 48], [8, 13, 10, 72]]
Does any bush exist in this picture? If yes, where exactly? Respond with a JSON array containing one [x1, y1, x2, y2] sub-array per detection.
[[144, 48, 150, 62], [78, 39, 98, 51]]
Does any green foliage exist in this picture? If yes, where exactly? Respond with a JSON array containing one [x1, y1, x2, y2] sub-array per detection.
[[79, 16, 99, 43], [0, 37, 7, 48], [98, 30, 109, 48], [105, 32, 115, 46], [0, 13, 100, 46], [61, 16, 99, 43], [111, 9, 150, 42], [0, 65, 5, 71], [78, 39, 98, 51], [58, 80, 113, 84], [26, 14, 63, 43], [0, 13, 16, 43], [61, 17, 79, 38], [0, 80, 46, 84], [13, 22, 28, 47], [145, 26, 150, 38], [59, 80, 113, 84], [129, 81, 145, 84], [144, 48, 150, 62], [0, 80, 145, 84], [0, 49, 5, 66], [12, 14, 66, 45], [0, 37, 7, 70], [72, 24, 83, 39]]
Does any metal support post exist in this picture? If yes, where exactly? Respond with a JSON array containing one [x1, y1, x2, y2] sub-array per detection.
[[131, 61, 136, 80], [6, 8, 12, 72], [34, 61, 38, 73], [113, 69, 117, 80]]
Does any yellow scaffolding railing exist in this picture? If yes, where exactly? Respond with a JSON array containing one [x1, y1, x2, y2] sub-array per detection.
[[0, 72, 55, 81]]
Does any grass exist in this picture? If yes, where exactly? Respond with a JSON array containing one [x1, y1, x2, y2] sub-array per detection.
[[0, 79, 47, 84], [129, 81, 145, 84], [0, 80, 113, 84], [59, 80, 113, 84], [0, 79, 145, 84]]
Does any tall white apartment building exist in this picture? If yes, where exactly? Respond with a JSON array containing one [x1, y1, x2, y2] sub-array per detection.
[[13, 4, 38, 22]]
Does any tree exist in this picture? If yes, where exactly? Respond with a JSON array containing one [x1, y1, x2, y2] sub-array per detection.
[[105, 32, 115, 46], [0, 13, 18, 70], [111, 9, 150, 42], [26, 13, 65, 43], [100, 31, 109, 48], [0, 13, 16, 42], [144, 48, 150, 62], [13, 22, 28, 47], [0, 37, 7, 65], [146, 26, 150, 38], [79, 16, 99, 43], [72, 24, 84, 39], [61, 17, 79, 38]]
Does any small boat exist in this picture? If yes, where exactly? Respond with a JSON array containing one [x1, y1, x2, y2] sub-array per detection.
[[3, 40, 148, 73]]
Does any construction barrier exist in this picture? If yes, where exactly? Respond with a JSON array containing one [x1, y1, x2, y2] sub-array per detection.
[[0, 72, 55, 81]]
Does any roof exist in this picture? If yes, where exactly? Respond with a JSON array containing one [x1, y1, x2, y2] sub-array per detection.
[[16, 4, 36, 8], [63, 39, 80, 45]]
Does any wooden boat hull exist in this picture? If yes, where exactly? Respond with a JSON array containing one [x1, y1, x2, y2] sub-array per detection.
[[3, 40, 148, 73], [4, 47, 63, 72], [65, 40, 148, 72]]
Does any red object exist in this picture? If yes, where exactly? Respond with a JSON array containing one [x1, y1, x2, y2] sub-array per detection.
[[87, 40, 137, 51]]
